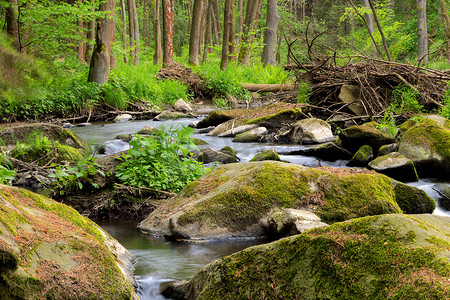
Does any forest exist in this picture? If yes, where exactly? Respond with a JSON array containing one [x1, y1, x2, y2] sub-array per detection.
[[0, 0, 449, 122]]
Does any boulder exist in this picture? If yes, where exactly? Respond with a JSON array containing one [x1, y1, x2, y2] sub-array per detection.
[[218, 124, 258, 137], [0, 185, 138, 299], [174, 98, 193, 113], [393, 181, 436, 213], [283, 118, 334, 144], [339, 122, 395, 154], [286, 142, 352, 161], [347, 145, 373, 167], [368, 152, 419, 182], [163, 214, 450, 300], [0, 123, 88, 150], [138, 161, 433, 241], [433, 183, 450, 211], [266, 208, 328, 236], [397, 116, 450, 178], [113, 113, 133, 122], [191, 147, 239, 164], [232, 127, 268, 143], [196, 111, 234, 128], [249, 148, 280, 162], [77, 122, 92, 127], [154, 111, 192, 121], [378, 143, 398, 156], [338, 84, 366, 115], [137, 125, 158, 135]]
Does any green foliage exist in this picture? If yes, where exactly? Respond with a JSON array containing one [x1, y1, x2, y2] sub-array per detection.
[[212, 97, 230, 109], [116, 126, 211, 193], [0, 154, 16, 185], [391, 83, 422, 114], [48, 156, 105, 195], [376, 109, 399, 137], [297, 81, 311, 103], [441, 85, 450, 119]]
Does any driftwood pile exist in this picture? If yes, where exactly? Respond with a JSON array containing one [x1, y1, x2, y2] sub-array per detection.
[[287, 58, 450, 120]]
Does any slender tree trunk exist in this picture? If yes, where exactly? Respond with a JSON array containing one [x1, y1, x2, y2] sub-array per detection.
[[238, 0, 262, 65], [417, 0, 429, 63], [213, 0, 221, 36], [228, 2, 236, 61], [237, 0, 243, 44], [210, 0, 220, 44], [440, 0, 450, 63], [120, 0, 129, 63], [221, 0, 232, 70], [76, 0, 85, 63], [6, 0, 20, 51], [261, 0, 280, 66], [362, 0, 377, 57], [367, 0, 392, 61], [189, 0, 204, 65], [153, 0, 163, 64], [203, 0, 213, 62], [162, 0, 175, 67], [127, 0, 140, 64], [85, 0, 96, 63], [88, 0, 116, 84]]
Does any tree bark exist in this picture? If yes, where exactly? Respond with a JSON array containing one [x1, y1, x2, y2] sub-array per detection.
[[221, 0, 232, 70], [120, 0, 129, 63], [261, 0, 280, 66], [417, 0, 429, 63], [439, 0, 449, 63], [367, 0, 392, 61], [188, 0, 204, 65], [362, 0, 377, 57], [238, 0, 262, 65], [236, 0, 243, 44], [88, 0, 116, 84], [127, 0, 140, 64], [202, 0, 213, 62], [162, 0, 174, 67], [5, 0, 20, 51], [153, 0, 163, 65], [76, 0, 85, 63], [228, 2, 236, 61], [85, 0, 96, 63]]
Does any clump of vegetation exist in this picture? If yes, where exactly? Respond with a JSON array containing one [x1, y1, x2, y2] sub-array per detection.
[[297, 81, 311, 104], [116, 126, 211, 193], [391, 83, 423, 115], [0, 153, 16, 185]]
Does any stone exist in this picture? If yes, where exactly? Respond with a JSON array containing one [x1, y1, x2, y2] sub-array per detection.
[[163, 214, 450, 300], [113, 113, 133, 122], [284, 118, 334, 144], [138, 161, 433, 241], [191, 147, 239, 164], [286, 142, 352, 161], [154, 111, 192, 121], [338, 84, 366, 115], [174, 98, 193, 113], [347, 145, 373, 167], [196, 110, 234, 128], [232, 127, 268, 143], [218, 124, 258, 137], [368, 152, 419, 182], [266, 208, 328, 236], [378, 143, 398, 156], [433, 183, 450, 211], [61, 123, 75, 128], [397, 116, 450, 178], [137, 125, 158, 135], [0, 185, 138, 299], [339, 122, 396, 154], [77, 122, 92, 127], [250, 148, 280, 162]]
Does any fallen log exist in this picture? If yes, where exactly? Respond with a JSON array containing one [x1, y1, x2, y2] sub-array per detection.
[[242, 83, 297, 93]]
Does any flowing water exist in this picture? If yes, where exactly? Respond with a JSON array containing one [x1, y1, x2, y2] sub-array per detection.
[[72, 118, 449, 300]]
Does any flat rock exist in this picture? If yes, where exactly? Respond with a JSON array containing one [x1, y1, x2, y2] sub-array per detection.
[[368, 152, 419, 182]]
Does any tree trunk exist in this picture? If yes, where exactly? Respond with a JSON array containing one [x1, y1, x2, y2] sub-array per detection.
[[88, 0, 116, 84], [85, 0, 96, 63], [261, 0, 280, 66], [188, 0, 204, 65], [162, 0, 175, 67], [362, 0, 377, 57], [153, 0, 163, 65], [228, 2, 236, 61], [210, 0, 220, 45], [238, 0, 262, 65], [76, 0, 85, 63], [237, 0, 243, 44], [213, 0, 221, 36], [221, 0, 232, 70], [440, 0, 450, 63], [127, 0, 140, 64], [120, 0, 129, 63], [202, 0, 212, 62], [367, 0, 392, 61], [5, 0, 20, 51], [417, 0, 429, 63]]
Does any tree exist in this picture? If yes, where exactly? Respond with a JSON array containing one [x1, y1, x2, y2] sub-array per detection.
[[221, 0, 233, 70], [439, 0, 449, 63], [120, 0, 129, 63], [127, 0, 140, 64], [162, 0, 174, 67], [85, 0, 96, 63], [238, 0, 262, 65], [261, 0, 280, 66], [88, 0, 116, 84], [417, 0, 429, 64], [5, 0, 20, 51], [188, 0, 203, 65], [153, 0, 162, 64], [367, 0, 392, 61]]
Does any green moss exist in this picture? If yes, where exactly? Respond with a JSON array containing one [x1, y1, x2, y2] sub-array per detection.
[[246, 108, 302, 125], [249, 149, 280, 162], [394, 183, 436, 214]]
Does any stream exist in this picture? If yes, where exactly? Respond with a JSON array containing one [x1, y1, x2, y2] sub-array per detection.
[[72, 117, 450, 300]]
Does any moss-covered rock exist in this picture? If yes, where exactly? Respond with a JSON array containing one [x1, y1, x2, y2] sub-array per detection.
[[249, 148, 280, 162], [283, 118, 334, 144], [339, 122, 395, 154], [397, 116, 450, 178], [378, 143, 398, 156], [368, 152, 419, 182], [0, 123, 88, 150], [393, 182, 436, 213], [154, 111, 193, 120], [0, 185, 138, 299], [137, 125, 159, 135], [285, 142, 352, 161], [163, 214, 450, 300], [347, 145, 373, 167], [433, 184, 450, 211], [232, 127, 267, 143], [191, 147, 239, 164], [137, 161, 434, 241]]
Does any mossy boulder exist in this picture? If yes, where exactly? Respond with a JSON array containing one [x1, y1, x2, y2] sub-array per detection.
[[0, 185, 138, 299], [0, 123, 88, 150], [368, 152, 419, 182], [137, 125, 159, 135], [191, 147, 239, 164], [154, 111, 193, 120], [397, 116, 450, 178], [347, 145, 373, 167], [283, 118, 334, 144], [432, 184, 450, 211], [163, 214, 450, 300], [232, 127, 267, 143], [378, 143, 398, 156], [138, 161, 433, 241], [339, 122, 395, 154], [249, 148, 280, 162], [286, 142, 352, 161]]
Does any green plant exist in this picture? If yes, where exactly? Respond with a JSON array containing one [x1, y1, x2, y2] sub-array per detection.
[[0, 154, 16, 185], [212, 97, 230, 108], [376, 108, 399, 137], [48, 156, 105, 195], [116, 126, 211, 193], [391, 83, 422, 114], [297, 81, 311, 104], [441, 85, 450, 119]]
